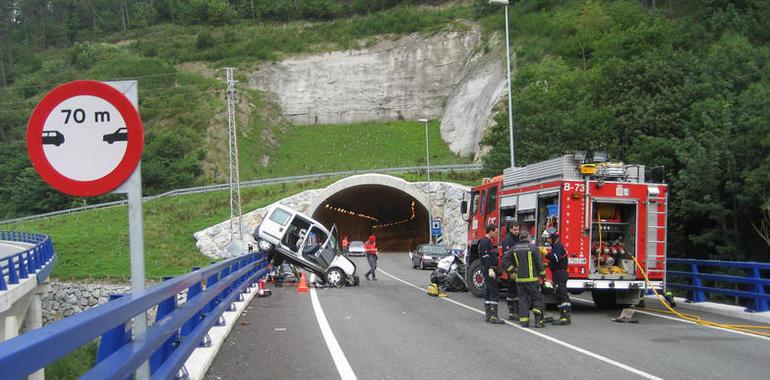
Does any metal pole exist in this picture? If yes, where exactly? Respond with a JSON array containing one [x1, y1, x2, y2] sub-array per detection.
[[225, 68, 244, 252], [504, 4, 515, 168], [425, 120, 432, 244], [127, 165, 150, 380]]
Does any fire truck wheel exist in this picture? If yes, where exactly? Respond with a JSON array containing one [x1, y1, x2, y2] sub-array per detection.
[[466, 259, 486, 297], [591, 290, 618, 309]]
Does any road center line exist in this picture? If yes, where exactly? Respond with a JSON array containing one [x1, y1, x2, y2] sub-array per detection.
[[378, 268, 664, 380], [310, 287, 357, 380]]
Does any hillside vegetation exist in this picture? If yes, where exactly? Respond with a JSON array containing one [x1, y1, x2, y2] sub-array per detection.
[[1, 0, 769, 264]]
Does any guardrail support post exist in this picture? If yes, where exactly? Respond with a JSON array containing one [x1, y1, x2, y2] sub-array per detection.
[[96, 295, 131, 364], [7, 257, 19, 284], [691, 263, 706, 302], [750, 267, 768, 312], [18, 254, 28, 279], [150, 277, 178, 375], [0, 265, 6, 290]]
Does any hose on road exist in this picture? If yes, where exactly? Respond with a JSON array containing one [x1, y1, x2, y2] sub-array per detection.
[[629, 254, 770, 338]]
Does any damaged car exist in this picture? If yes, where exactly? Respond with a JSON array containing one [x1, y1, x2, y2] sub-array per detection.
[[254, 204, 360, 287]]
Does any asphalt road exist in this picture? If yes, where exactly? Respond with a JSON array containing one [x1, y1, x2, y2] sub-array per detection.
[[206, 253, 770, 380], [0, 241, 31, 260]]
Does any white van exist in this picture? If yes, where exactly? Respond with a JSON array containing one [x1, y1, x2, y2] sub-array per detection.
[[255, 204, 359, 287]]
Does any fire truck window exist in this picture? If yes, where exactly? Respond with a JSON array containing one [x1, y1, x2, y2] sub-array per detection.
[[486, 187, 498, 215], [471, 191, 480, 214], [479, 190, 487, 215]]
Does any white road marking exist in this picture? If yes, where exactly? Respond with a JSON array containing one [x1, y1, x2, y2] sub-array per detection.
[[571, 297, 770, 342], [310, 287, 357, 380], [379, 268, 664, 380]]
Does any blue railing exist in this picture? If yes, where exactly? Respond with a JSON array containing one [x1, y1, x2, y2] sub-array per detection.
[[0, 231, 56, 291], [667, 258, 770, 312], [0, 251, 269, 379]]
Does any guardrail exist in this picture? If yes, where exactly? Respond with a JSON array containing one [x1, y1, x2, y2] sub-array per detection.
[[0, 251, 269, 379], [0, 163, 482, 226], [0, 231, 56, 291], [667, 258, 770, 312]]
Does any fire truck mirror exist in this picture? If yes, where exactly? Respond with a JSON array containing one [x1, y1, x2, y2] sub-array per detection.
[[460, 200, 468, 214]]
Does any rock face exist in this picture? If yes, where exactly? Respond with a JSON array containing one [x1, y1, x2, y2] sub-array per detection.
[[246, 25, 508, 157], [193, 177, 470, 258]]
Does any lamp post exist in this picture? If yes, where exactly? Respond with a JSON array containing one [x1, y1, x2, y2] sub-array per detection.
[[489, 0, 516, 168], [418, 118, 432, 243]]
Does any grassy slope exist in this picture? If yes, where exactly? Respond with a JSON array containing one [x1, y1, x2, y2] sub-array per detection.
[[246, 120, 471, 178]]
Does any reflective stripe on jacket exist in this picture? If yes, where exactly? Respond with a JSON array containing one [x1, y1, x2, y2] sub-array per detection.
[[513, 241, 546, 282]]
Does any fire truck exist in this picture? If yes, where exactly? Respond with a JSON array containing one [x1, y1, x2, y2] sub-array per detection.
[[461, 154, 668, 307]]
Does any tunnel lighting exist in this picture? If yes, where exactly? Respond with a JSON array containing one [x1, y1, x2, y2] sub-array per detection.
[[372, 201, 417, 229], [324, 203, 379, 222]]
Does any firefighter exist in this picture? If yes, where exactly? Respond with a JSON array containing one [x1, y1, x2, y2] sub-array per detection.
[[544, 229, 571, 325], [514, 229, 547, 327], [479, 223, 504, 324], [501, 220, 520, 321]]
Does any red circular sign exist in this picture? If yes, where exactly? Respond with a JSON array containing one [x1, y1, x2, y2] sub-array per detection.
[[27, 80, 144, 196]]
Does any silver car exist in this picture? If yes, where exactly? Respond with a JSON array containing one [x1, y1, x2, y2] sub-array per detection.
[[347, 241, 366, 257]]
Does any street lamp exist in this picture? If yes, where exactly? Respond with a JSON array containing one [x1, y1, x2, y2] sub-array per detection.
[[489, 0, 516, 168], [418, 118, 432, 243]]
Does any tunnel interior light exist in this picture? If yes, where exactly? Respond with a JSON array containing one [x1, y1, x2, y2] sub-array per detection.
[[324, 203, 379, 222], [372, 201, 416, 229]]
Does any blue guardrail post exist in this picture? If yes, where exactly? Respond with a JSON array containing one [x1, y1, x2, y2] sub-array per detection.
[[690, 263, 707, 302], [751, 267, 768, 312], [150, 276, 178, 374], [96, 294, 131, 364]]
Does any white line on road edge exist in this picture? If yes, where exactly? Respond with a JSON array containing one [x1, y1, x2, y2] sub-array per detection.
[[570, 297, 770, 342], [379, 269, 664, 380], [310, 287, 357, 380]]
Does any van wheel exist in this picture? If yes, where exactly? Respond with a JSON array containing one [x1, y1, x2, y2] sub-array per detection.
[[326, 268, 344, 288], [467, 259, 486, 297], [257, 239, 274, 253]]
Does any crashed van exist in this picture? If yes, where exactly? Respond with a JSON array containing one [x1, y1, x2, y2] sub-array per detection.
[[254, 204, 359, 287]]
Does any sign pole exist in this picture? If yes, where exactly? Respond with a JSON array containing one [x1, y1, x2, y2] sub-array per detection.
[[106, 81, 149, 380]]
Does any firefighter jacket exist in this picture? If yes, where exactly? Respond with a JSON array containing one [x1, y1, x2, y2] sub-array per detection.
[[513, 240, 546, 283], [501, 234, 517, 274], [478, 236, 497, 269], [546, 241, 568, 271]]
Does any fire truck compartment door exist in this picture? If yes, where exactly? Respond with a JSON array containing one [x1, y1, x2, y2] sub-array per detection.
[[518, 193, 537, 211], [500, 195, 517, 209]]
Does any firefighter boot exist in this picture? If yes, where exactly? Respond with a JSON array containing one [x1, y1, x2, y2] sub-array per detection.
[[484, 304, 491, 322], [533, 308, 545, 328], [553, 305, 572, 326], [506, 298, 519, 321], [519, 316, 530, 328], [488, 304, 505, 324]]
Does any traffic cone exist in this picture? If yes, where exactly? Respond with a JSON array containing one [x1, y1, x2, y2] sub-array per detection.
[[297, 272, 309, 293]]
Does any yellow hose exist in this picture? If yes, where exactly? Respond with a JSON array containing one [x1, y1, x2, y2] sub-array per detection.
[[629, 254, 770, 338]]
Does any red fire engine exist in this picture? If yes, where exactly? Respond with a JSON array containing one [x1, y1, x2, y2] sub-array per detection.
[[461, 154, 667, 307]]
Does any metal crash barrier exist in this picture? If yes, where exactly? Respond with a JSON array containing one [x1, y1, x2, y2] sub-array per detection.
[[667, 258, 770, 312], [0, 231, 56, 291], [0, 252, 268, 379]]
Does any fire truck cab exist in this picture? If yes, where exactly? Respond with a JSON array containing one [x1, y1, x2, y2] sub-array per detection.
[[461, 154, 667, 307]]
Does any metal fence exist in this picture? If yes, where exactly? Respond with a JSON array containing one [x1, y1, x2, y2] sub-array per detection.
[[667, 258, 770, 312], [0, 163, 482, 226], [0, 231, 56, 291], [0, 251, 269, 379]]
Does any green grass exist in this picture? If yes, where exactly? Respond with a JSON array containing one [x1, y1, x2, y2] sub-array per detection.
[[5, 180, 335, 280], [245, 120, 473, 178], [45, 341, 98, 380]]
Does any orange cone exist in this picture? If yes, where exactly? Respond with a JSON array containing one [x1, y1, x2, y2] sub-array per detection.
[[297, 272, 309, 293]]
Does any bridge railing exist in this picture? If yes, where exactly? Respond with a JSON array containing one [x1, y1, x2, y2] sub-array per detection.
[[0, 251, 269, 379], [0, 231, 56, 291], [667, 258, 770, 312]]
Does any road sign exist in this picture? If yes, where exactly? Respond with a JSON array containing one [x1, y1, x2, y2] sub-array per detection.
[[27, 80, 144, 197], [431, 218, 442, 236]]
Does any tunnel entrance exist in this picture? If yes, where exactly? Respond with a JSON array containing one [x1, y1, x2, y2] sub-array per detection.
[[311, 184, 430, 252]]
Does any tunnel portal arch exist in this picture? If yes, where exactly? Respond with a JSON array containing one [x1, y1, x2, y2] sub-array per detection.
[[308, 174, 432, 252]]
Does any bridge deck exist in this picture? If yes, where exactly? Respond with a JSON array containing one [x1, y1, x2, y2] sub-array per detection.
[[206, 253, 770, 380]]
